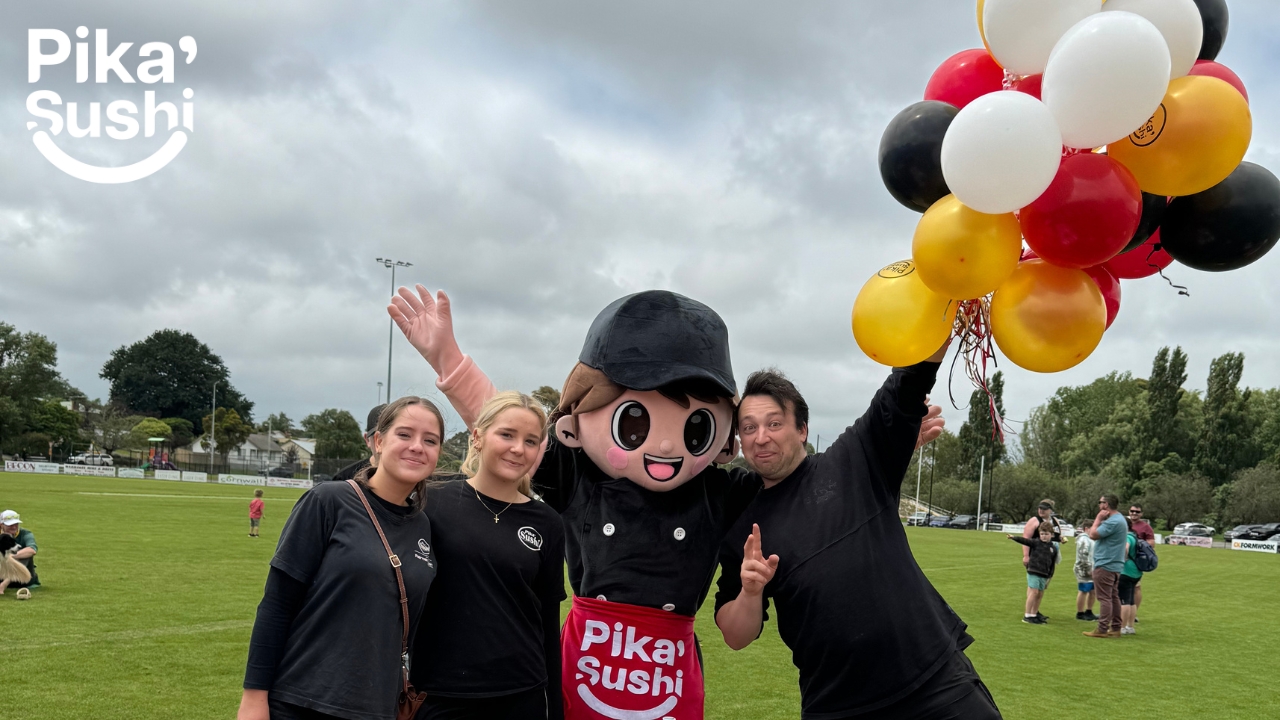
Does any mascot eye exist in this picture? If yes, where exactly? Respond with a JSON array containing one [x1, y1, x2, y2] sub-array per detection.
[[684, 409, 716, 456], [612, 401, 651, 451]]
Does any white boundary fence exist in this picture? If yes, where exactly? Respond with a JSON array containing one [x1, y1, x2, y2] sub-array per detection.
[[3, 461, 308, 489]]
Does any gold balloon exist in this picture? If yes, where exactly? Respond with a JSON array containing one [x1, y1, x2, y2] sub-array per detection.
[[977, 0, 991, 55], [1108, 75, 1252, 197], [853, 260, 957, 367], [912, 195, 1022, 300], [990, 260, 1106, 373]]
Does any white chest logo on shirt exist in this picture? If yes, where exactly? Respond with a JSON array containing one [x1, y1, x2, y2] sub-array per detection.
[[414, 539, 434, 566], [518, 526, 543, 552]]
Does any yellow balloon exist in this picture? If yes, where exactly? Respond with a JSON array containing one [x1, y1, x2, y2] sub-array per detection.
[[1108, 75, 1252, 197], [990, 260, 1106, 373], [977, 0, 990, 54], [853, 260, 957, 367], [912, 195, 1022, 300]]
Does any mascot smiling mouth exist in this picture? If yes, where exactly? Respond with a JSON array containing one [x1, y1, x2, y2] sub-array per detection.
[[643, 455, 684, 482], [577, 684, 679, 720]]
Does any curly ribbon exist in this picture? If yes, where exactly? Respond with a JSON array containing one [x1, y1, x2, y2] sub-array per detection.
[[946, 297, 1011, 443]]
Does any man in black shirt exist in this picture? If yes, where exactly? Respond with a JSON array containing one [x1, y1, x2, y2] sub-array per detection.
[[714, 350, 1002, 719]]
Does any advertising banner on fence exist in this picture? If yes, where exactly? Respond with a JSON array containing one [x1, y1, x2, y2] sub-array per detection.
[[1166, 535, 1214, 548], [180, 472, 208, 483], [117, 469, 145, 479], [218, 474, 265, 487], [1231, 539, 1280, 554], [62, 465, 117, 477], [154, 470, 183, 481], [266, 477, 312, 489], [4, 461, 60, 474]]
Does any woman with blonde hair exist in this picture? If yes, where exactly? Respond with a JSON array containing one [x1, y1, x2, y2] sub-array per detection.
[[240, 397, 442, 720], [412, 391, 566, 720]]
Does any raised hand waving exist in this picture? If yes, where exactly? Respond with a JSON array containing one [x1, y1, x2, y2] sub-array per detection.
[[388, 284, 465, 377]]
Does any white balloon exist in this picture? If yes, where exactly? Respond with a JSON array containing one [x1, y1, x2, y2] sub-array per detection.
[[983, 0, 1101, 76], [1042, 12, 1171, 149], [940, 91, 1062, 214], [1104, 0, 1204, 79]]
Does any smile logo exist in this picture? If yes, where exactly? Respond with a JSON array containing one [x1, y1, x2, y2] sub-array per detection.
[[27, 28, 197, 184]]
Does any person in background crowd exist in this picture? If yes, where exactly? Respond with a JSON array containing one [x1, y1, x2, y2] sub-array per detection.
[[1083, 494, 1127, 639], [714, 349, 1002, 719], [412, 391, 566, 720], [1119, 517, 1143, 636], [1074, 527, 1098, 622], [0, 510, 39, 596], [239, 397, 440, 720], [1008, 522, 1058, 625], [1020, 500, 1062, 621], [249, 489, 265, 538], [1128, 504, 1155, 622], [331, 404, 387, 483]]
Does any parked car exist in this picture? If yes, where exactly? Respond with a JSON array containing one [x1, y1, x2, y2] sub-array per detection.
[[947, 514, 977, 530], [1224, 525, 1263, 543], [927, 515, 952, 528], [906, 512, 930, 526], [1239, 523, 1280, 541], [1057, 521, 1076, 537], [977, 512, 1003, 526], [312, 473, 334, 483], [257, 465, 295, 478], [68, 452, 113, 466], [1173, 523, 1215, 537]]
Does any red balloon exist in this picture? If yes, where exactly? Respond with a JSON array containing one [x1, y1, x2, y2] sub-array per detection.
[[1189, 60, 1248, 102], [1011, 73, 1043, 100], [1104, 230, 1173, 279], [1083, 265, 1121, 329], [924, 49, 1005, 110], [1020, 154, 1142, 269]]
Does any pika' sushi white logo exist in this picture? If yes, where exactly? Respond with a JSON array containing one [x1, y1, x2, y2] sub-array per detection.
[[26, 28, 197, 184]]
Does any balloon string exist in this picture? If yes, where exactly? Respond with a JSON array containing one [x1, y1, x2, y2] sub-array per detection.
[[1149, 243, 1190, 297], [1001, 69, 1017, 91], [945, 298, 1010, 443]]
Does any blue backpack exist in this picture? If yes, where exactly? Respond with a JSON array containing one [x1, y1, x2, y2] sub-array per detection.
[[1133, 537, 1158, 572]]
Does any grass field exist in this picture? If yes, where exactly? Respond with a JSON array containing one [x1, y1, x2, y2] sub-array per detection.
[[2, 472, 1277, 719]]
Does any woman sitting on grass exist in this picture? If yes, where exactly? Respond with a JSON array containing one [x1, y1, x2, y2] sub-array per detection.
[[239, 397, 442, 720], [411, 391, 566, 720]]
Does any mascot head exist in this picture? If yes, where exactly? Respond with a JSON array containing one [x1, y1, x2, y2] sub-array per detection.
[[553, 291, 737, 492]]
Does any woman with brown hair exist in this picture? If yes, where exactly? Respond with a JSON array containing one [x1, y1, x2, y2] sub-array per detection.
[[239, 397, 442, 720]]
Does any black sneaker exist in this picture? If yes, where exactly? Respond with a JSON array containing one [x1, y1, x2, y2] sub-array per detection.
[[1036, 612, 1050, 622], [1023, 615, 1046, 625], [1085, 611, 1099, 621], [1076, 612, 1087, 621]]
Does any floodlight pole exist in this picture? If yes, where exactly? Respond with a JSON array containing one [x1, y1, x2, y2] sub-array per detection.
[[377, 381, 384, 405], [376, 258, 412, 403], [209, 381, 219, 476], [977, 455, 985, 530]]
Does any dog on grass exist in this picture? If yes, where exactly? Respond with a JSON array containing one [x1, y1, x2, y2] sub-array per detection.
[[0, 533, 31, 585]]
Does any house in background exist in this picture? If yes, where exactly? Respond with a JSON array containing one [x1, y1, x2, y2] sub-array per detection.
[[279, 438, 316, 469]]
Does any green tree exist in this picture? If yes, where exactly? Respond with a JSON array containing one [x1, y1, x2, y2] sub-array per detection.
[[200, 407, 253, 461], [97, 404, 144, 453], [1220, 463, 1280, 526], [957, 372, 1007, 483], [1193, 353, 1252, 484], [161, 417, 195, 449], [26, 400, 83, 460], [1020, 372, 1144, 475], [100, 329, 254, 433], [0, 323, 74, 454], [987, 461, 1061, 523], [1138, 472, 1215, 530], [1132, 346, 1189, 468], [531, 386, 561, 415], [301, 409, 368, 458], [128, 418, 174, 449], [259, 412, 295, 436]]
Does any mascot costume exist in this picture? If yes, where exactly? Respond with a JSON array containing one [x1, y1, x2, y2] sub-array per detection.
[[391, 287, 759, 720]]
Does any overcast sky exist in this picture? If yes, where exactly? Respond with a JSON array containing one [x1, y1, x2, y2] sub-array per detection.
[[2, 1, 1279, 449]]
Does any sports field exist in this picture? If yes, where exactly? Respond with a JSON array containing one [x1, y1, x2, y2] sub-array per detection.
[[2, 472, 1276, 719]]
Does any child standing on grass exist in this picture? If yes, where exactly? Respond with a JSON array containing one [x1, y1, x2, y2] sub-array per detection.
[[1074, 529, 1098, 622], [1009, 522, 1057, 624], [249, 490, 264, 538]]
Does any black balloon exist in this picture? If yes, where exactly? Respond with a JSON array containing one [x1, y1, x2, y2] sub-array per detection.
[[879, 100, 957, 213], [1161, 162, 1280, 272], [1193, 0, 1229, 61], [1118, 192, 1169, 255]]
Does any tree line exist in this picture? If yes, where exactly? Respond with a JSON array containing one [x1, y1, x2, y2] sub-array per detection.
[[912, 347, 1280, 533]]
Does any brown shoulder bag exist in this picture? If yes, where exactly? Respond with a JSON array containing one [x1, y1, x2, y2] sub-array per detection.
[[346, 479, 428, 720]]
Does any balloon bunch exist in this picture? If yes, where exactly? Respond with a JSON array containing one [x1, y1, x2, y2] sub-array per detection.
[[857, 0, 1280, 375]]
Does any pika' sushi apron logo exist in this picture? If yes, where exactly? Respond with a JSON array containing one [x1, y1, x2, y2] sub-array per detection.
[[26, 28, 197, 184]]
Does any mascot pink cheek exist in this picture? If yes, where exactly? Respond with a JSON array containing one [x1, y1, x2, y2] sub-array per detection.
[[606, 447, 629, 471], [690, 455, 714, 477]]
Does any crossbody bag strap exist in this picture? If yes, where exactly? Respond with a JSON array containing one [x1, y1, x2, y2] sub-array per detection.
[[346, 479, 412, 689]]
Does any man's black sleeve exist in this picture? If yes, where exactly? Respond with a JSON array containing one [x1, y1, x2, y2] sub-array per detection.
[[824, 361, 939, 500], [1008, 536, 1034, 548], [531, 436, 579, 514], [244, 567, 309, 690], [538, 521, 567, 720]]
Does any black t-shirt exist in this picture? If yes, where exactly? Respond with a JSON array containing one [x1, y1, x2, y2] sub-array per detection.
[[534, 439, 760, 616], [331, 458, 371, 483], [714, 363, 971, 719], [268, 481, 436, 720], [411, 478, 566, 700]]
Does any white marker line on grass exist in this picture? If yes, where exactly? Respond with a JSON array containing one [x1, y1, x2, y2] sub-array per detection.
[[76, 492, 296, 501], [10, 620, 252, 650], [918, 561, 1012, 573]]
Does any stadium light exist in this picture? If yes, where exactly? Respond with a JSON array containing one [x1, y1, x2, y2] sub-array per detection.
[[376, 258, 412, 402], [209, 380, 218, 475]]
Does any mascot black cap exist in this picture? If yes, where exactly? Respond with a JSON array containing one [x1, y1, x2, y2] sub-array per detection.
[[579, 290, 736, 397]]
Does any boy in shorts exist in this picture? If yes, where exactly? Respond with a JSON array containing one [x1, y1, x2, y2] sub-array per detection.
[[1074, 527, 1098, 621], [1009, 522, 1057, 624], [249, 489, 264, 537]]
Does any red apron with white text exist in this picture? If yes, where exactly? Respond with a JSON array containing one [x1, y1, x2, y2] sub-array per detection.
[[562, 596, 704, 720]]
